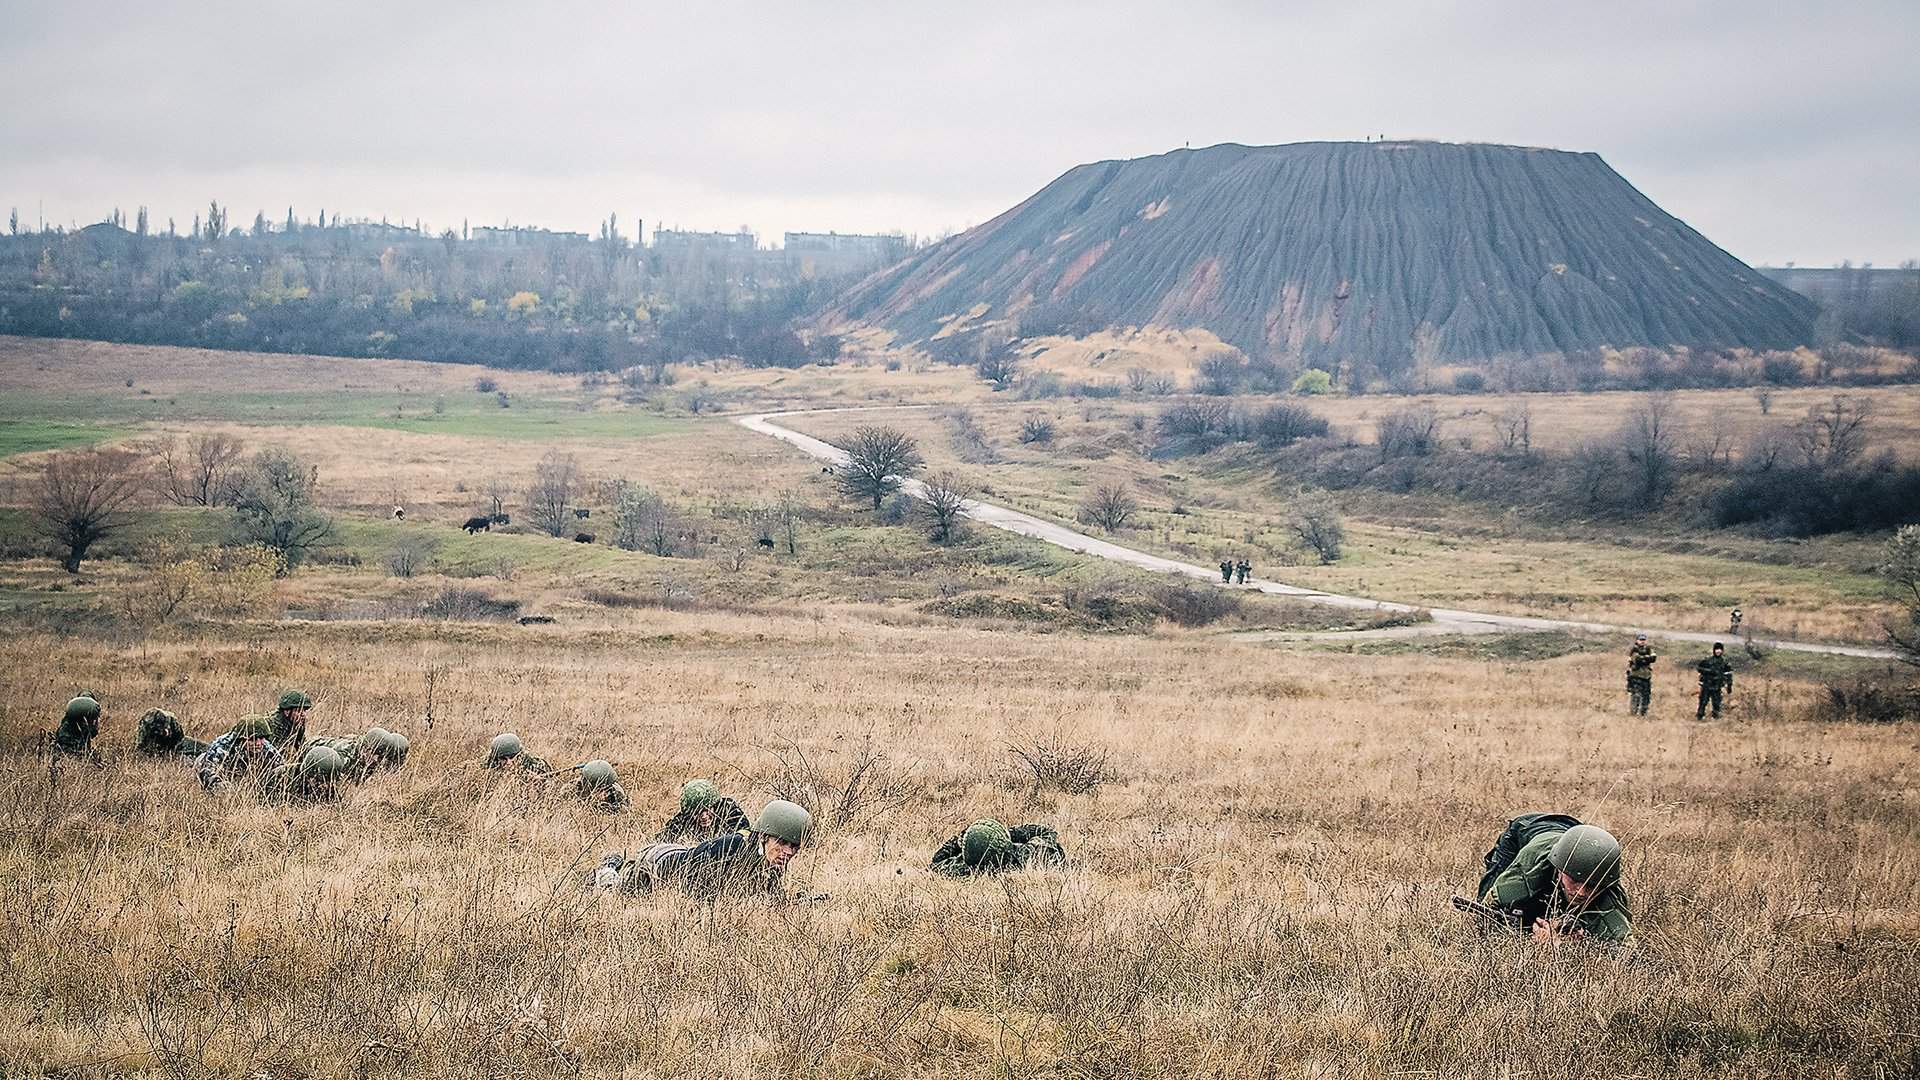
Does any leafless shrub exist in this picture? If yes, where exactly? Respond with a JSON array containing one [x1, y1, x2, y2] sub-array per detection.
[[525, 451, 578, 537], [418, 587, 521, 622], [1151, 577, 1243, 627], [1018, 413, 1056, 445], [1078, 483, 1138, 532], [1286, 490, 1345, 563], [919, 471, 974, 544], [1795, 394, 1872, 472], [758, 734, 920, 829], [152, 431, 244, 507], [386, 534, 437, 578], [1489, 404, 1532, 456], [1008, 735, 1115, 795], [1376, 405, 1441, 459]]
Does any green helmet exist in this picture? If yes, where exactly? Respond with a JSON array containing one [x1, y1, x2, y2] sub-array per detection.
[[488, 732, 523, 761], [278, 689, 313, 711], [64, 696, 102, 722], [233, 716, 274, 740], [76, 689, 102, 703], [680, 778, 720, 810], [755, 800, 812, 846], [579, 759, 618, 790], [962, 819, 1013, 865], [300, 744, 346, 780], [362, 728, 407, 765], [1547, 824, 1622, 888], [387, 732, 410, 762]]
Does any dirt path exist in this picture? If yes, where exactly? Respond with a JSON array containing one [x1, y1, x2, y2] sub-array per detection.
[[736, 409, 1899, 660]]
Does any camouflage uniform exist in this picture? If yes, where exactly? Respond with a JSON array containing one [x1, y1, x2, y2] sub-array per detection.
[[1477, 814, 1631, 943], [53, 696, 102, 758], [1625, 642, 1657, 716], [194, 724, 286, 791], [1220, 560, 1234, 583], [308, 729, 408, 782], [1234, 560, 1251, 585], [930, 820, 1068, 876], [135, 708, 207, 759], [1695, 649, 1734, 720], [655, 796, 751, 843], [573, 760, 629, 813], [602, 830, 787, 901], [259, 758, 341, 804]]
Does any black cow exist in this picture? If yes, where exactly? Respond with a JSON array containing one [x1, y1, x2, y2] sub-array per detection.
[[490, 512, 511, 525], [574, 532, 594, 544], [462, 516, 491, 534], [574, 508, 591, 519], [756, 537, 775, 549]]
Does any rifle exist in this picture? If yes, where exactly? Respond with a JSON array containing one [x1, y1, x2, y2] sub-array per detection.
[[1452, 894, 1524, 932]]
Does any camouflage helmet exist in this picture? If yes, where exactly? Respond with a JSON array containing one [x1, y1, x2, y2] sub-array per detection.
[[488, 732, 523, 761], [962, 819, 1013, 865], [76, 689, 102, 703], [755, 800, 812, 846], [300, 744, 347, 780], [278, 689, 313, 712], [363, 728, 407, 765], [1547, 824, 1622, 888], [139, 707, 181, 736], [233, 716, 275, 740], [680, 778, 720, 810], [579, 759, 618, 790], [64, 696, 102, 722]]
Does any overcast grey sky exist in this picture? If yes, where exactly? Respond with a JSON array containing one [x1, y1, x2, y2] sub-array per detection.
[[3, 1, 1915, 265]]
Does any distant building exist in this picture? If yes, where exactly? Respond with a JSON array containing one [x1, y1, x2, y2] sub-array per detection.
[[335, 219, 420, 242], [470, 225, 590, 246], [652, 227, 758, 253], [783, 231, 909, 259]]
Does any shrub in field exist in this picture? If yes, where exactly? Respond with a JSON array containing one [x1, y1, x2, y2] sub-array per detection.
[[1008, 735, 1115, 795], [1812, 672, 1920, 723], [418, 587, 521, 621], [1151, 578, 1243, 627]]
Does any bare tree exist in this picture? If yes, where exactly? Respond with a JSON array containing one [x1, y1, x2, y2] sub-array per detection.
[[839, 426, 922, 511], [976, 348, 1019, 390], [481, 473, 512, 519], [1287, 490, 1345, 563], [1690, 412, 1737, 473], [154, 432, 244, 507], [1489, 404, 1532, 456], [776, 492, 802, 555], [1078, 483, 1138, 533], [228, 447, 333, 571], [1621, 392, 1679, 509], [1795, 395, 1872, 472], [1376, 405, 1441, 460], [526, 451, 578, 537], [1880, 525, 1920, 666], [32, 447, 146, 572], [920, 471, 974, 544]]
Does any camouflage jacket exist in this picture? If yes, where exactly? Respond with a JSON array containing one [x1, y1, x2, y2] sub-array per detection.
[[233, 710, 306, 757], [194, 730, 286, 791], [1626, 644, 1657, 679], [1480, 832, 1632, 944], [655, 797, 751, 843], [258, 761, 340, 804], [930, 824, 1069, 877], [53, 710, 99, 756], [1696, 655, 1734, 691], [653, 830, 785, 901], [136, 709, 207, 759], [485, 751, 555, 776]]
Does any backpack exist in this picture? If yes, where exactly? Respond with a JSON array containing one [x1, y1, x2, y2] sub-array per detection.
[[1477, 812, 1582, 898]]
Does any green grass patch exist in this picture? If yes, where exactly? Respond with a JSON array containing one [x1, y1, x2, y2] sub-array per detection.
[[0, 420, 130, 457]]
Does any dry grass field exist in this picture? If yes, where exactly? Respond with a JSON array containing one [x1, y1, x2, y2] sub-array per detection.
[[1, 339, 1918, 1078], [3, 609, 1918, 1080]]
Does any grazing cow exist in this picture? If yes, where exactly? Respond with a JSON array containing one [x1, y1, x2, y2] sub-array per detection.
[[574, 532, 594, 544], [490, 512, 511, 525], [756, 537, 775, 549], [462, 516, 492, 534], [574, 508, 591, 519]]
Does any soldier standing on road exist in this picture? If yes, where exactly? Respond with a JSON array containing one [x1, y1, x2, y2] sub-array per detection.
[[1220, 559, 1234, 583], [1235, 558, 1251, 585], [1695, 642, 1735, 720], [930, 819, 1068, 876], [1625, 634, 1657, 716], [1729, 607, 1743, 635], [1473, 814, 1632, 944]]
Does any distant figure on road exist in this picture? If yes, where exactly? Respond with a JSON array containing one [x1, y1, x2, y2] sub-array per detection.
[[1729, 607, 1743, 635], [1235, 559, 1251, 585], [1472, 813, 1631, 944], [1625, 634, 1657, 716], [1220, 559, 1234, 583], [930, 819, 1067, 876], [1695, 643, 1735, 720]]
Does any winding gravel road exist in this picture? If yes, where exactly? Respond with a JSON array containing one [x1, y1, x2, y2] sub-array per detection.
[[737, 408, 1897, 660]]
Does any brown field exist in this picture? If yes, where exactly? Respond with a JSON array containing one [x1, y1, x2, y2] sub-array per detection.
[[2, 608, 1917, 1079], [1, 340, 1918, 1077]]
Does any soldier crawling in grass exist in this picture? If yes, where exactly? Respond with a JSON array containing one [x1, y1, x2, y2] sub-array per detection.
[[655, 779, 751, 842], [306, 726, 409, 782], [237, 689, 314, 756], [195, 717, 285, 791], [1464, 813, 1632, 944], [135, 708, 208, 760], [930, 819, 1068, 876], [52, 693, 104, 761], [596, 799, 814, 902]]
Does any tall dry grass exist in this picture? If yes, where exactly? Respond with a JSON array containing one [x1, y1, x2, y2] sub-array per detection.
[[2, 608, 1916, 1078]]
